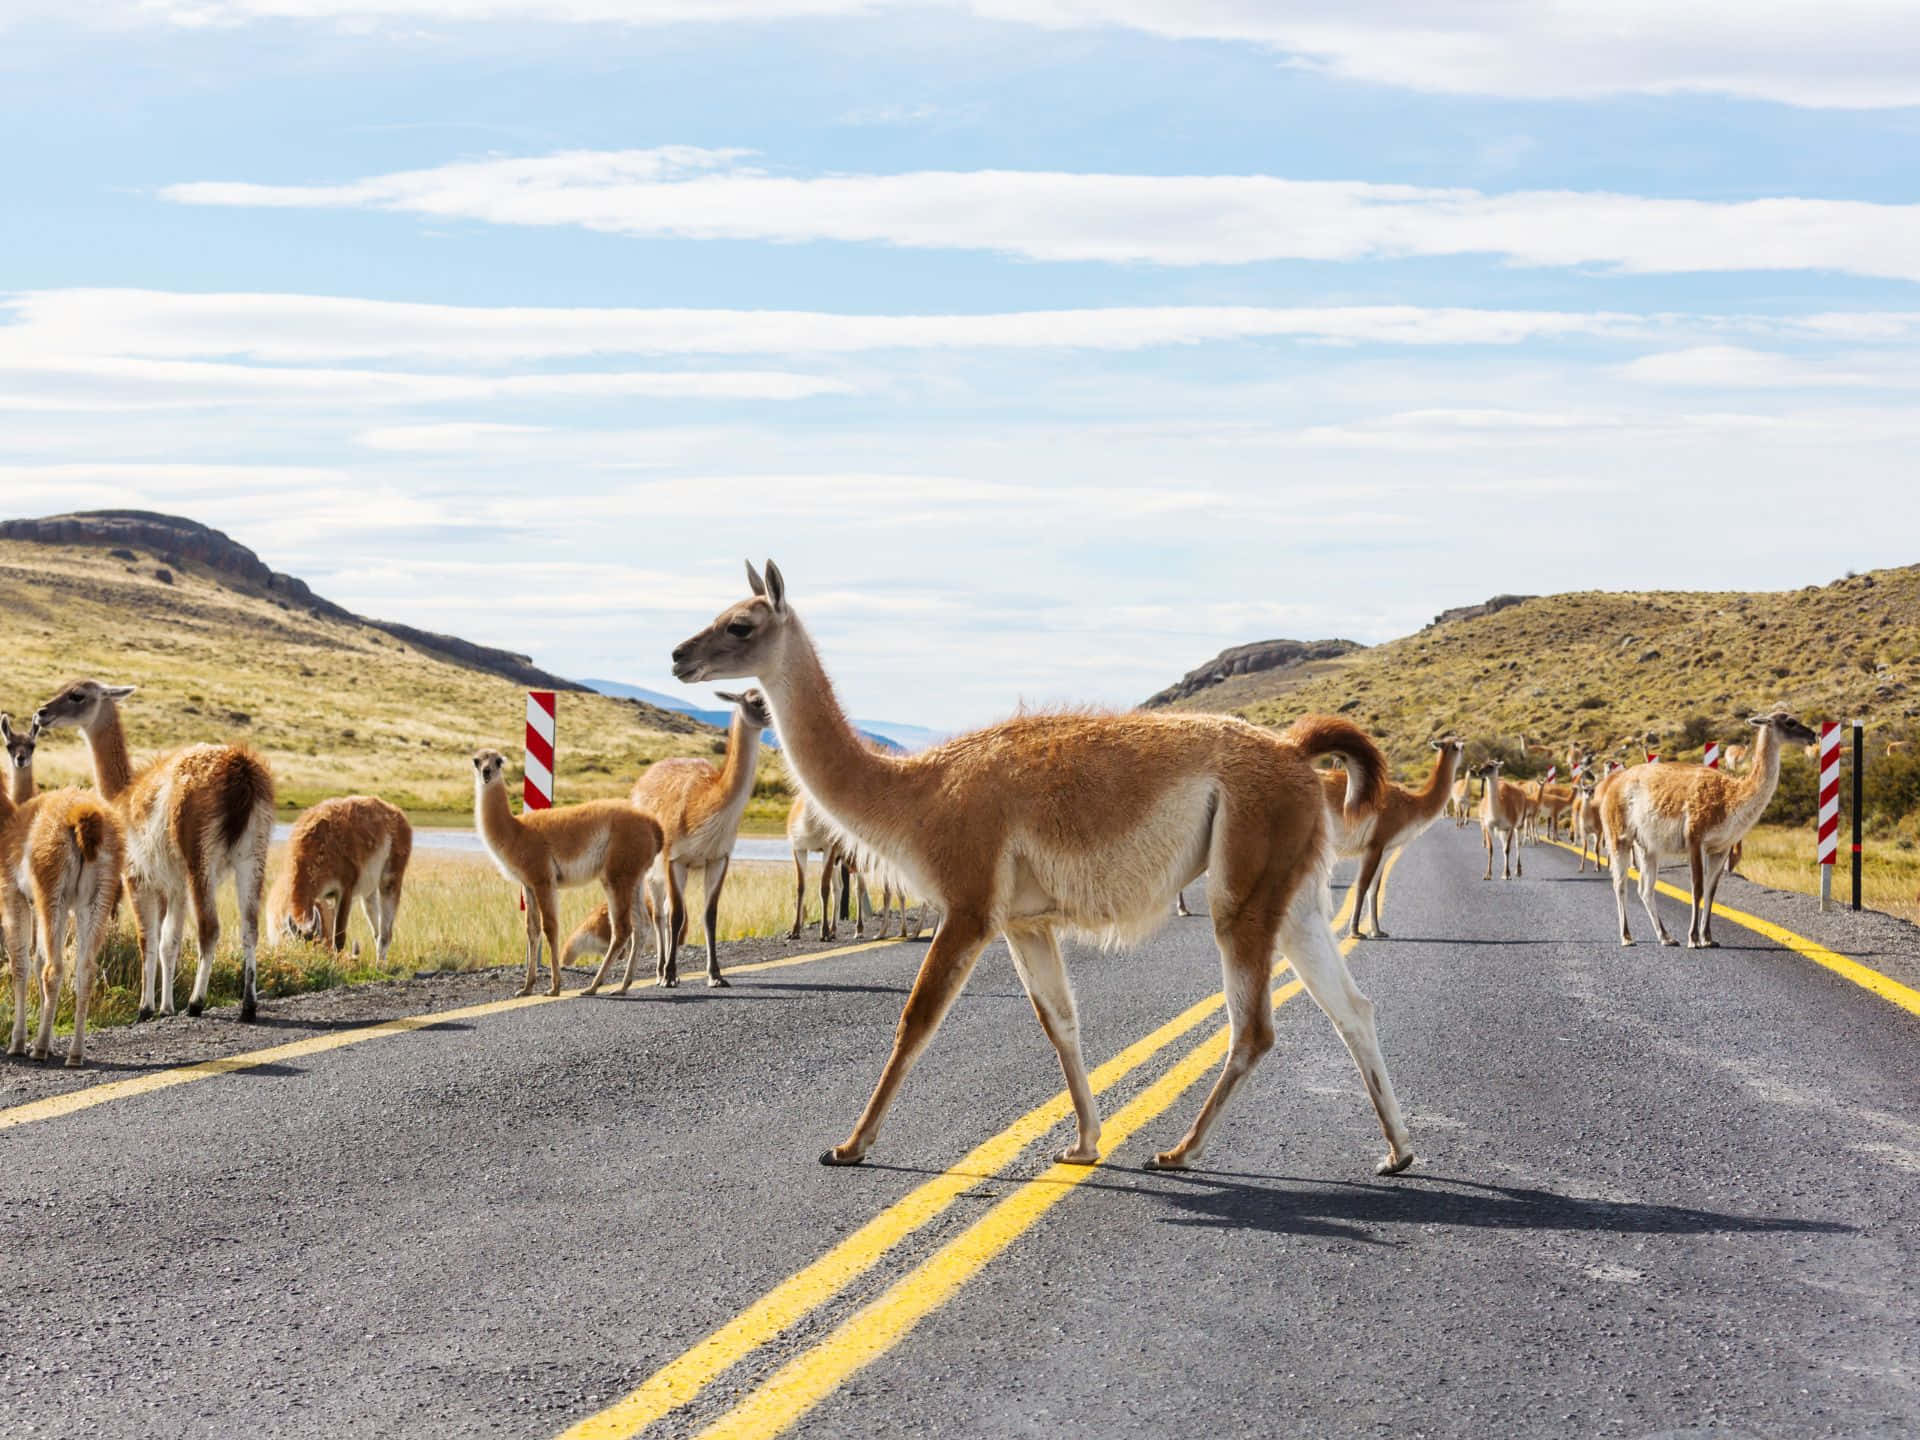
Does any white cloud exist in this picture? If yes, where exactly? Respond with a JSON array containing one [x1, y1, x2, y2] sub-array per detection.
[[0, 351, 853, 412], [1621, 346, 1920, 389], [1, 288, 1674, 365], [12, 2, 1920, 108], [159, 151, 1920, 279]]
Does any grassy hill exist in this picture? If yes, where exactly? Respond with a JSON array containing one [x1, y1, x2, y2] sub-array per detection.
[[0, 535, 794, 825], [1161, 566, 1920, 773]]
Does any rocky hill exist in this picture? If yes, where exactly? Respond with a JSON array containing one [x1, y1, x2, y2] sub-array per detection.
[[1143, 638, 1365, 710]]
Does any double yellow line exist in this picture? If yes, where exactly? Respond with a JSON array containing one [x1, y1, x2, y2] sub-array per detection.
[[0, 937, 905, 1134], [1545, 838, 1920, 1019], [559, 865, 1389, 1440]]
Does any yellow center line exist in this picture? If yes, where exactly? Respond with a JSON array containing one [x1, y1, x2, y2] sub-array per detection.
[[557, 870, 1376, 1440], [0, 936, 906, 1134], [1543, 838, 1920, 1019]]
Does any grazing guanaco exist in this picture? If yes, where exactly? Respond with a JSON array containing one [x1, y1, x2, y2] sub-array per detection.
[[0, 757, 124, 1067], [266, 796, 413, 967], [33, 680, 274, 1021], [565, 689, 770, 987], [470, 750, 671, 997], [1476, 759, 1529, 880], [2, 714, 38, 803], [670, 561, 1413, 1177], [1320, 738, 1464, 939], [1600, 711, 1816, 948]]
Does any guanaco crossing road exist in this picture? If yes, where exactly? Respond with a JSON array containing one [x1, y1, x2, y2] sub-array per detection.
[[3, 828, 1917, 1439]]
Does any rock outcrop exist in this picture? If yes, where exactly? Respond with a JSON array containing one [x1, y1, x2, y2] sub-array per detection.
[[1143, 638, 1363, 709]]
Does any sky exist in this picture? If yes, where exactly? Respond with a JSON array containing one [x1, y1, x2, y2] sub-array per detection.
[[4, 3, 1920, 730]]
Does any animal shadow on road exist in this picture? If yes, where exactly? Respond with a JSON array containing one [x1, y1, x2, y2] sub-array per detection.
[[1132, 1171, 1851, 1247]]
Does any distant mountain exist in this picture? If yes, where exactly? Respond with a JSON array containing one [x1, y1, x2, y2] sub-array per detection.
[[580, 678, 915, 753]]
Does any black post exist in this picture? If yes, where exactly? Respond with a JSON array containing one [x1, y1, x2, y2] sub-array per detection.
[[1852, 720, 1864, 912]]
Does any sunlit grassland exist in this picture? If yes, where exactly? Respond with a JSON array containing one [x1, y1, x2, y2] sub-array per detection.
[[1730, 824, 1920, 926], [0, 540, 793, 819], [0, 850, 841, 1041]]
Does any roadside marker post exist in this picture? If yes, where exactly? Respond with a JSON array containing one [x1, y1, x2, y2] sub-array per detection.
[[1852, 719, 1864, 912], [525, 690, 556, 811], [1704, 740, 1720, 769], [519, 690, 556, 913], [1818, 721, 1841, 911]]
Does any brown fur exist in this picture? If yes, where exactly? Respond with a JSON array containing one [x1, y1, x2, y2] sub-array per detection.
[[471, 750, 673, 997], [562, 690, 768, 986], [32, 680, 275, 1021], [266, 796, 413, 965], [0, 782, 125, 1067], [665, 559, 1414, 1177], [1601, 711, 1816, 947], [1320, 738, 1463, 939]]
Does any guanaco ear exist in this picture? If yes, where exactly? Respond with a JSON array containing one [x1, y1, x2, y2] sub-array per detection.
[[0, 715, 12, 742], [1747, 714, 1767, 728], [745, 560, 767, 597], [714, 690, 743, 706], [103, 684, 136, 700], [763, 559, 787, 615]]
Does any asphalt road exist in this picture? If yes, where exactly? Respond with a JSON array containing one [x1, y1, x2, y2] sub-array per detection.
[[3, 825, 1916, 1440]]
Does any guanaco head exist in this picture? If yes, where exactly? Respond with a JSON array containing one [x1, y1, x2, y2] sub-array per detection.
[[0, 714, 38, 776], [672, 559, 789, 684], [283, 903, 328, 945], [1474, 758, 1506, 780], [32, 679, 136, 734], [1749, 711, 1817, 747], [471, 748, 508, 789], [715, 687, 774, 731], [1430, 736, 1466, 758]]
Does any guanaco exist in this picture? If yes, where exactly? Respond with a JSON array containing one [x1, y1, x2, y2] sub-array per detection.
[[0, 727, 124, 1067], [669, 560, 1413, 1177], [33, 680, 274, 1021], [1601, 712, 1816, 947], [564, 689, 769, 988], [1320, 738, 1464, 939], [266, 796, 413, 966], [470, 750, 671, 997], [2, 714, 38, 804], [1476, 759, 1529, 880]]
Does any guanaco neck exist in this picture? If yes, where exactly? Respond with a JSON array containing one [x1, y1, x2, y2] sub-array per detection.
[[7, 763, 32, 806], [1733, 724, 1783, 806], [715, 710, 763, 812], [82, 701, 136, 801], [1412, 747, 1460, 813], [758, 615, 902, 834], [475, 778, 524, 850]]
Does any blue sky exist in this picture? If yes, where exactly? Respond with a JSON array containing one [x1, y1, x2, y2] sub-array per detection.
[[4, 3, 1920, 729]]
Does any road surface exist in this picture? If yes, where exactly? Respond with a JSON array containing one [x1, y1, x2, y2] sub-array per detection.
[[3, 825, 1916, 1439]]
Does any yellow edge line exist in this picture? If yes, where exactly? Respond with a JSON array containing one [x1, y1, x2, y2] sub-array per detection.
[[1544, 838, 1920, 1020], [0, 937, 906, 1134], [562, 865, 1378, 1440]]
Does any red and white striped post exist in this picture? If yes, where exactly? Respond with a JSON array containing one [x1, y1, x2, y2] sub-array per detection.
[[1645, 748, 1660, 764], [524, 690, 556, 812], [1817, 721, 1841, 911], [1703, 740, 1721, 769]]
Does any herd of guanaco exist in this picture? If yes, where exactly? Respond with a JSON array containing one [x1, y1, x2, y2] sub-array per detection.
[[0, 564, 1847, 1174]]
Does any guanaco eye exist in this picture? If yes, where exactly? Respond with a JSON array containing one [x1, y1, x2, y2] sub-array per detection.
[[726, 621, 754, 638]]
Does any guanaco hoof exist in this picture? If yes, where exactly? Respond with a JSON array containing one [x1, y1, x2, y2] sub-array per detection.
[[240, 996, 257, 1021], [819, 1147, 866, 1167], [136, 1006, 154, 1021], [1376, 1151, 1416, 1177], [1142, 1152, 1187, 1171], [186, 999, 205, 1017], [1057, 1146, 1100, 1165], [63, 1054, 83, 1070], [707, 975, 730, 989]]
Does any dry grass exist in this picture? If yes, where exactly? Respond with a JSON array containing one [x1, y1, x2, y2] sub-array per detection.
[[1731, 824, 1920, 926], [0, 849, 879, 1040], [0, 539, 794, 820]]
